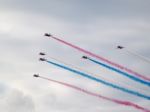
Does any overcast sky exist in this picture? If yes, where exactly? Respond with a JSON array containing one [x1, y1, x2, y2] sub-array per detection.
[[0, 0, 150, 112]]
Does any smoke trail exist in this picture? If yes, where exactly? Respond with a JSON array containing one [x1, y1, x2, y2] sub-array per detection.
[[44, 59, 150, 100], [44, 55, 148, 94], [47, 35, 150, 81], [125, 49, 150, 64], [117, 46, 150, 64], [85, 57, 150, 87], [38, 76, 150, 112]]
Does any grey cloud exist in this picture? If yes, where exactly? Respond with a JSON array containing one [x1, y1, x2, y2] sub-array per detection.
[[0, 0, 150, 112], [0, 0, 150, 23], [0, 83, 35, 112]]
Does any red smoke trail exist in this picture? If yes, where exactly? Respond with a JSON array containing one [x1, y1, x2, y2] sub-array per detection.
[[47, 36, 150, 81], [39, 76, 150, 112]]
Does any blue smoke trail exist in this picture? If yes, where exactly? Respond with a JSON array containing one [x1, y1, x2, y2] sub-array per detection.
[[45, 60, 150, 100], [87, 58, 150, 87]]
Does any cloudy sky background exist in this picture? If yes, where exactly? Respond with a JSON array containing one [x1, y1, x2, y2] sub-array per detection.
[[0, 0, 150, 112]]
